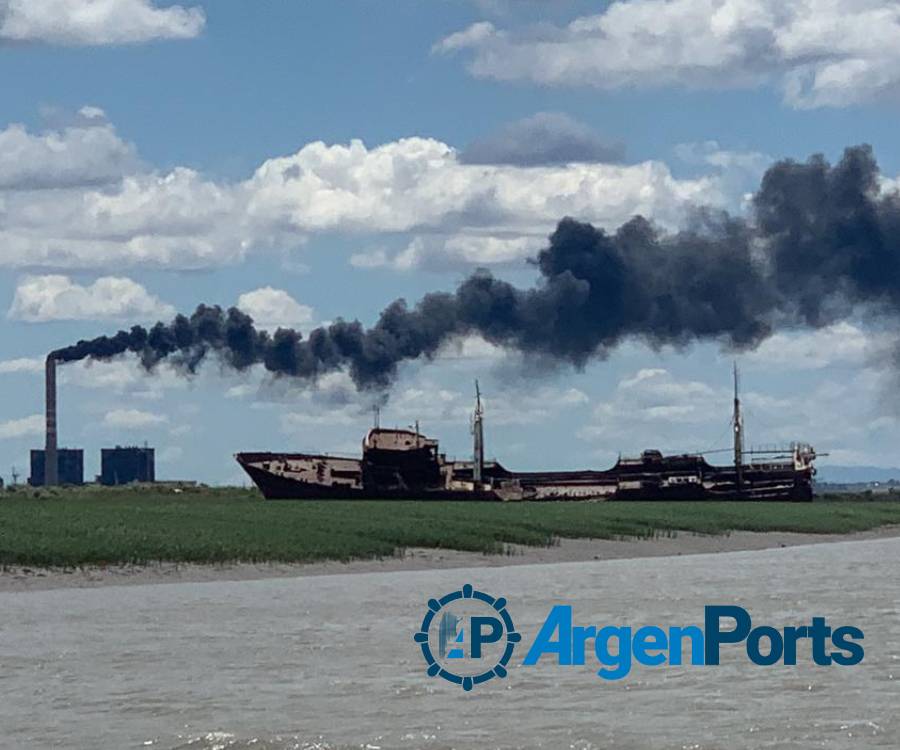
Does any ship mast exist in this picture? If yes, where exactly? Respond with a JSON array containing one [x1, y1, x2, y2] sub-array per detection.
[[472, 380, 484, 486], [732, 361, 744, 496]]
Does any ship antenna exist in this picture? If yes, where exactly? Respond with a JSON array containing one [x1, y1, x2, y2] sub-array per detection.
[[373, 405, 380, 429], [733, 361, 744, 496], [472, 380, 484, 486]]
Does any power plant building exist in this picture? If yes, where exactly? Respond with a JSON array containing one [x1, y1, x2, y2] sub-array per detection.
[[100, 446, 155, 486], [30, 448, 84, 486]]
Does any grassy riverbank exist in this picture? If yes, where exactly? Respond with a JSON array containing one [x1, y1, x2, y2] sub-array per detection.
[[1, 485, 899, 567]]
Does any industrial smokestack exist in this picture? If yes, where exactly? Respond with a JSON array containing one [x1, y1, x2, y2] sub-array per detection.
[[472, 380, 484, 486], [45, 354, 58, 486]]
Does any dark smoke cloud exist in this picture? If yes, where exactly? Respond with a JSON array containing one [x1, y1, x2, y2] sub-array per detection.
[[52, 145, 900, 390]]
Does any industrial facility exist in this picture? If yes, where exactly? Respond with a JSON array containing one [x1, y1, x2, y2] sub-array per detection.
[[31, 355, 157, 487], [100, 447, 155, 486], [27, 357, 86, 487], [30, 448, 84, 487]]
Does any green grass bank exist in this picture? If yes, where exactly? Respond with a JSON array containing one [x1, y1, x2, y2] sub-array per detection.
[[1, 486, 899, 567]]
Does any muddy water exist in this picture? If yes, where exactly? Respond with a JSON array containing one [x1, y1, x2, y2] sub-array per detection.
[[1, 538, 898, 749]]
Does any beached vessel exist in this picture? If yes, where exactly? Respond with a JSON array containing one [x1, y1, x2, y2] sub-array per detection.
[[236, 369, 817, 502]]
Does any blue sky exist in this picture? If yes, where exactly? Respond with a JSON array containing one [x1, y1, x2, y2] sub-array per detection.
[[3, 0, 900, 484]]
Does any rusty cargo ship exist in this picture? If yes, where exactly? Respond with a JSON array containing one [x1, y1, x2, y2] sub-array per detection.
[[236, 369, 817, 502]]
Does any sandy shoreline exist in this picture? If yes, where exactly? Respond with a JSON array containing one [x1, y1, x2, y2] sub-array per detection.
[[3, 525, 900, 593]]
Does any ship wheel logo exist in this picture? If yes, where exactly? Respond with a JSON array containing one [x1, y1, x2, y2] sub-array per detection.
[[413, 584, 521, 691]]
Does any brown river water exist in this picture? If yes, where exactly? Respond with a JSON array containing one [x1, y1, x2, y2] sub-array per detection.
[[1, 538, 898, 749]]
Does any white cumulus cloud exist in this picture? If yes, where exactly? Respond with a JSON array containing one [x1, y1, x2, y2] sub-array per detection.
[[0, 414, 43, 439], [0, 113, 245, 270], [434, 334, 507, 362], [0, 0, 205, 45], [0, 356, 43, 374], [742, 322, 887, 370], [236, 287, 314, 331], [459, 111, 624, 166], [434, 20, 496, 54], [581, 368, 727, 451], [60, 358, 186, 397], [0, 166, 245, 270], [8, 274, 175, 322], [103, 408, 167, 429], [246, 136, 717, 236], [243, 136, 721, 269], [0, 108, 138, 190], [357, 235, 539, 271], [437, 0, 900, 109], [0, 112, 727, 272]]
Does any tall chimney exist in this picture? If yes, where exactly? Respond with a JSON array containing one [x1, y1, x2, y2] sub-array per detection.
[[45, 354, 58, 486], [472, 380, 484, 486], [732, 361, 743, 497]]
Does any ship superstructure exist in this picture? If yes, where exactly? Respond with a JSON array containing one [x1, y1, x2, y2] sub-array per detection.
[[236, 370, 816, 502]]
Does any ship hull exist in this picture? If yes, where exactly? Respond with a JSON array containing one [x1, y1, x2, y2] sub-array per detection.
[[236, 452, 813, 502], [236, 454, 498, 501]]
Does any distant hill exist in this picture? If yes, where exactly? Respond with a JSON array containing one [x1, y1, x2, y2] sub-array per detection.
[[816, 465, 900, 484]]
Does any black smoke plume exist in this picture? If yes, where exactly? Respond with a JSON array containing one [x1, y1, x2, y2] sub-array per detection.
[[52, 145, 900, 389]]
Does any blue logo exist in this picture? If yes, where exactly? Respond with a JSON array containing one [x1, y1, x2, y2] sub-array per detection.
[[415, 593, 865, 688], [414, 584, 521, 691], [522, 604, 865, 680]]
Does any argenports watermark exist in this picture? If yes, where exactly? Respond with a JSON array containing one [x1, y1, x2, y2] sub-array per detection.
[[415, 588, 864, 689], [413, 584, 521, 691]]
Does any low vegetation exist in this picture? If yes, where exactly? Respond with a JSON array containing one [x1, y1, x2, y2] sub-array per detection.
[[1, 485, 899, 567]]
